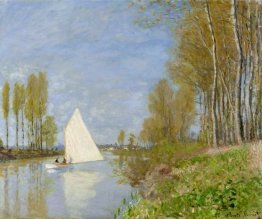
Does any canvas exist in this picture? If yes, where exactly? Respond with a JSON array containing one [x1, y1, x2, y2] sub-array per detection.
[[0, 0, 262, 218]]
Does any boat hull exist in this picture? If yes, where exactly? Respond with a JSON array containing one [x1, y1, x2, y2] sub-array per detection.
[[45, 163, 68, 169]]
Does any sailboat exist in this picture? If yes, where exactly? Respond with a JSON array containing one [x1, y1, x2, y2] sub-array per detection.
[[45, 108, 103, 169]]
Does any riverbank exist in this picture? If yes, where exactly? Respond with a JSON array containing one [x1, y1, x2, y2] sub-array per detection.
[[113, 142, 262, 218], [0, 148, 63, 162]]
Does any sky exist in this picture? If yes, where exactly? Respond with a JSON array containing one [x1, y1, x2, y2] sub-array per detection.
[[0, 0, 172, 145]]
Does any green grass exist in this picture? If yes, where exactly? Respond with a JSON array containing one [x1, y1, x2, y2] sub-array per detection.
[[115, 145, 262, 218]]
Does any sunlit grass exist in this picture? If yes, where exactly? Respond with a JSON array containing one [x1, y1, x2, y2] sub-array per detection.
[[114, 144, 262, 218]]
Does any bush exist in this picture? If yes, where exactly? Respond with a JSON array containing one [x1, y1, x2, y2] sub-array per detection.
[[113, 142, 207, 186]]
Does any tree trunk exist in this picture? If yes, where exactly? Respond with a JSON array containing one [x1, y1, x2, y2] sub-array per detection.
[[243, 57, 248, 141], [6, 118, 8, 149], [31, 117, 34, 149], [206, 0, 218, 147], [40, 116, 43, 151], [34, 120, 38, 150], [16, 114, 19, 149], [22, 110, 25, 149], [248, 6, 256, 140], [27, 124, 30, 149], [232, 0, 243, 144]]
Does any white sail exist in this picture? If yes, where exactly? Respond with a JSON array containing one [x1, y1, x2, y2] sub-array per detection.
[[64, 108, 103, 163]]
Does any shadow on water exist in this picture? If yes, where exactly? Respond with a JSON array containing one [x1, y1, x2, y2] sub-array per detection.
[[0, 152, 133, 218]]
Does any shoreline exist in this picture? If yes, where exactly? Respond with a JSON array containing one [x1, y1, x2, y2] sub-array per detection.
[[0, 149, 63, 162], [113, 143, 262, 218]]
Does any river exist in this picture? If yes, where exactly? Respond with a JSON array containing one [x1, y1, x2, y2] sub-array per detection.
[[0, 152, 132, 218]]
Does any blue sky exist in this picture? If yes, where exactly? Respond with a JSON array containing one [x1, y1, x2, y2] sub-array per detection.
[[0, 0, 172, 145]]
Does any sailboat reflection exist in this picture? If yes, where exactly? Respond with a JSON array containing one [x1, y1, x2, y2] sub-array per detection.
[[63, 171, 98, 217]]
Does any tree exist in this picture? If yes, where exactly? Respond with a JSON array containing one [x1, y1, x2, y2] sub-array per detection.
[[25, 74, 38, 149], [173, 85, 195, 141], [140, 79, 195, 146], [42, 116, 57, 149], [232, 0, 243, 144], [19, 84, 26, 148], [128, 133, 136, 146], [12, 83, 22, 149], [147, 79, 177, 143], [134, 0, 262, 146], [38, 72, 48, 150], [205, 0, 219, 147], [117, 130, 125, 146], [2, 82, 10, 149], [140, 117, 158, 147]]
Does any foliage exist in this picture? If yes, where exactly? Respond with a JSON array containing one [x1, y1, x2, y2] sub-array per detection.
[[114, 192, 140, 219], [7, 148, 63, 160], [2, 81, 10, 148], [113, 142, 207, 186], [2, 81, 10, 120], [12, 83, 21, 118], [12, 82, 24, 148], [19, 84, 26, 148], [38, 72, 48, 149], [140, 79, 195, 146], [24, 72, 50, 149], [130, 0, 182, 28], [1, 72, 54, 150], [134, 0, 262, 147], [42, 115, 58, 148]]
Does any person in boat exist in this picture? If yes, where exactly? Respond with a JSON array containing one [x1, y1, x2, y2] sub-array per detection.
[[55, 157, 59, 163]]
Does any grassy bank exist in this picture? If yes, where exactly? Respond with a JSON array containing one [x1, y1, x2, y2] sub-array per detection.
[[114, 143, 262, 218], [0, 148, 63, 161]]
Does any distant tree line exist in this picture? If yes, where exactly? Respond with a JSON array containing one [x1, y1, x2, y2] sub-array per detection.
[[1, 72, 57, 150]]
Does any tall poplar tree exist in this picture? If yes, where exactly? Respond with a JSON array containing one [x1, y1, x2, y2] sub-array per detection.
[[12, 83, 21, 149], [2, 82, 10, 149], [117, 130, 125, 146], [19, 84, 26, 148], [38, 72, 48, 150], [25, 74, 38, 149]]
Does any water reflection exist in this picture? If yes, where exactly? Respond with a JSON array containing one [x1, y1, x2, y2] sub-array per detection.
[[0, 153, 133, 218], [27, 163, 48, 218], [0, 160, 50, 218], [63, 171, 98, 217]]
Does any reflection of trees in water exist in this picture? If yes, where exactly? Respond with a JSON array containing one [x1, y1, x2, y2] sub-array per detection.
[[3, 168, 9, 218], [27, 162, 48, 218], [14, 165, 20, 217], [0, 161, 52, 218]]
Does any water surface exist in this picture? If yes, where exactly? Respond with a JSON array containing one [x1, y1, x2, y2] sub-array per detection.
[[0, 152, 132, 218]]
